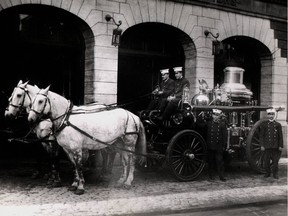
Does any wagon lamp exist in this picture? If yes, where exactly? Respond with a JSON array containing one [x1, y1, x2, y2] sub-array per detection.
[[105, 14, 122, 47], [204, 30, 223, 55]]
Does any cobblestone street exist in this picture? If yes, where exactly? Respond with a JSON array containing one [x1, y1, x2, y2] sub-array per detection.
[[0, 158, 287, 216]]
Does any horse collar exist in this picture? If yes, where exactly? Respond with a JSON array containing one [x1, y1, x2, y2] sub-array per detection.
[[51, 100, 73, 135]]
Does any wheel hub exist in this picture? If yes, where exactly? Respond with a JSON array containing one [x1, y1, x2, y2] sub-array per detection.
[[185, 151, 195, 160]]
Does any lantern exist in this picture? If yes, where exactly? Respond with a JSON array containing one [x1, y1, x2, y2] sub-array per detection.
[[105, 14, 122, 47]]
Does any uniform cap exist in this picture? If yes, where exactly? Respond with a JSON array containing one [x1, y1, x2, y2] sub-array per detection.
[[212, 109, 222, 114], [160, 69, 169, 75], [173, 66, 182, 72], [266, 108, 276, 114]]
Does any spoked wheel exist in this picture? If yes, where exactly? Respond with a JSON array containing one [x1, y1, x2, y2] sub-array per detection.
[[166, 130, 207, 181], [246, 119, 266, 173]]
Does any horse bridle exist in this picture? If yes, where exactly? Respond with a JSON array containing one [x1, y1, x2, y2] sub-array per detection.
[[7, 86, 32, 113], [30, 91, 51, 118], [30, 91, 73, 135]]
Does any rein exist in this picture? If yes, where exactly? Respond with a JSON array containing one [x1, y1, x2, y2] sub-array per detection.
[[49, 102, 164, 159], [28, 90, 164, 159], [107, 93, 151, 108], [64, 120, 165, 159], [8, 118, 57, 144]]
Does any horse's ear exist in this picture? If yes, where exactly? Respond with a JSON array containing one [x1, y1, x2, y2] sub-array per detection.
[[43, 85, 50, 94], [34, 85, 40, 91], [34, 85, 40, 90], [23, 81, 29, 87], [17, 80, 23, 86]]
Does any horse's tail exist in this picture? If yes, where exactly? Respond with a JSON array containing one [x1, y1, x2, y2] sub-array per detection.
[[136, 121, 147, 165]]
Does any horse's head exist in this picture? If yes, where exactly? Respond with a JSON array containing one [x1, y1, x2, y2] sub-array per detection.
[[33, 118, 53, 139], [5, 80, 31, 119], [28, 85, 51, 123]]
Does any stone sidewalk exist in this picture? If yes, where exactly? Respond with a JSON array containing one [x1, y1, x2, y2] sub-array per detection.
[[0, 158, 287, 216]]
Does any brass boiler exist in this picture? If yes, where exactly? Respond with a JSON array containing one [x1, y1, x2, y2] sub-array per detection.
[[220, 67, 253, 104]]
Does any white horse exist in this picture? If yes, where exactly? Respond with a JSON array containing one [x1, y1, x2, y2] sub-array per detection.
[[27, 86, 147, 195], [5, 81, 116, 187], [5, 80, 63, 186]]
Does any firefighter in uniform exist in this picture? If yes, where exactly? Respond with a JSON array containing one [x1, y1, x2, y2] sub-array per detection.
[[260, 108, 283, 179], [157, 66, 190, 120], [147, 68, 175, 111], [206, 109, 227, 181]]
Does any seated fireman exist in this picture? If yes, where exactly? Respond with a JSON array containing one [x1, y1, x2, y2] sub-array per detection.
[[147, 68, 175, 111], [157, 66, 190, 120]]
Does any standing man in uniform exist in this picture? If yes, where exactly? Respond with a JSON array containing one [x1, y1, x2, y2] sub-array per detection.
[[206, 109, 227, 181], [157, 66, 190, 120], [260, 108, 283, 179], [147, 69, 175, 111]]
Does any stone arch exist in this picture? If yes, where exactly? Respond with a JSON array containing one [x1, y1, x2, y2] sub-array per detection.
[[214, 12, 279, 58], [118, 22, 196, 111], [117, 1, 208, 96], [213, 11, 287, 123], [214, 36, 273, 106], [0, 2, 95, 104]]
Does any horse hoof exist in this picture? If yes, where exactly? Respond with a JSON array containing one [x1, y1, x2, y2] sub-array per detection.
[[68, 186, 77, 191], [74, 189, 85, 195]]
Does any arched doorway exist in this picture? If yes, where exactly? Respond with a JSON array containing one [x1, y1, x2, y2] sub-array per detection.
[[0, 5, 87, 162], [0, 5, 85, 106], [214, 36, 271, 104], [118, 23, 186, 113]]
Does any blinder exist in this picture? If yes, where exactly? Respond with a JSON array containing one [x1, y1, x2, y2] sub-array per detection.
[[6, 86, 31, 112], [30, 91, 51, 117]]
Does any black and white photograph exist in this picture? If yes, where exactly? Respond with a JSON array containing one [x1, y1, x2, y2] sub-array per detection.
[[0, 0, 287, 215]]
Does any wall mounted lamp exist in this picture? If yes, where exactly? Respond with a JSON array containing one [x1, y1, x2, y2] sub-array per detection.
[[204, 30, 223, 55], [105, 14, 122, 47]]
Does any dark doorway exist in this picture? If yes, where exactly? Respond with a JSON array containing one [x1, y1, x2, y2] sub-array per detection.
[[118, 23, 185, 113], [0, 5, 85, 105], [214, 36, 268, 104], [0, 5, 85, 162]]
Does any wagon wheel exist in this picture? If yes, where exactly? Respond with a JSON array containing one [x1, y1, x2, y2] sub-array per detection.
[[246, 119, 267, 173], [166, 130, 207, 181]]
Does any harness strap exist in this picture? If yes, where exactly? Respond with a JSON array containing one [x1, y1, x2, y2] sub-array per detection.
[[64, 120, 165, 159], [124, 110, 139, 136], [8, 118, 57, 144], [52, 100, 74, 134], [48, 102, 164, 159]]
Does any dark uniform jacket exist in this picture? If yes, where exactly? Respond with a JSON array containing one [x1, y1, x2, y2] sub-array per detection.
[[260, 120, 283, 149], [174, 77, 190, 99], [206, 120, 227, 151], [160, 78, 175, 98]]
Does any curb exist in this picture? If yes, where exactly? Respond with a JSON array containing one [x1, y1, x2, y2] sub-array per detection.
[[1, 185, 287, 216]]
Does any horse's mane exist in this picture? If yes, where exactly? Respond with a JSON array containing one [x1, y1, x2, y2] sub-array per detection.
[[47, 89, 69, 105], [26, 84, 38, 93]]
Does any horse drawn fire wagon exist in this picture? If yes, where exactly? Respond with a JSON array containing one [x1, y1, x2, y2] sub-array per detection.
[[137, 66, 284, 182], [4, 66, 284, 195]]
